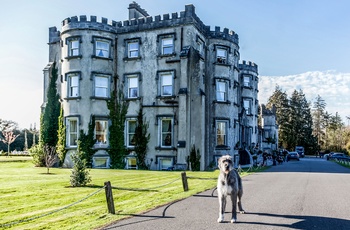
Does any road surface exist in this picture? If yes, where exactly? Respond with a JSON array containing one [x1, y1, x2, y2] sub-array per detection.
[[102, 157, 350, 230]]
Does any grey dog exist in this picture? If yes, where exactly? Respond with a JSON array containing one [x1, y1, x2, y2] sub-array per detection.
[[217, 155, 245, 223]]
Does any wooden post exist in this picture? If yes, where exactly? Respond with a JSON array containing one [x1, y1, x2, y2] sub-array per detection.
[[181, 172, 188, 191], [104, 181, 115, 214]]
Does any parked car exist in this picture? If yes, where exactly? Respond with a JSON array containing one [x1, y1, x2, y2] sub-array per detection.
[[329, 153, 350, 161], [287, 151, 300, 161], [295, 146, 305, 158]]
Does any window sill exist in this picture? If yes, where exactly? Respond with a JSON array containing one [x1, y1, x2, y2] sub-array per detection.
[[123, 57, 141, 61], [65, 146, 78, 150], [64, 96, 81, 101], [214, 100, 231, 105], [125, 97, 141, 101], [90, 96, 110, 100], [155, 146, 177, 151], [215, 145, 231, 150], [243, 86, 253, 90], [91, 55, 113, 61], [158, 53, 176, 58], [65, 55, 82, 60], [157, 95, 176, 100], [214, 62, 232, 67]]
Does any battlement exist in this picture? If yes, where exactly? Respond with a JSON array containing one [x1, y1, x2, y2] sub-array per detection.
[[239, 60, 258, 74], [58, 3, 239, 44]]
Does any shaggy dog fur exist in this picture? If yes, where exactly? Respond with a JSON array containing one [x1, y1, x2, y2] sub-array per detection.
[[217, 155, 245, 223]]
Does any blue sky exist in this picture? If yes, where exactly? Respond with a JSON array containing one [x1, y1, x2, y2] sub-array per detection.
[[1, 0, 349, 128]]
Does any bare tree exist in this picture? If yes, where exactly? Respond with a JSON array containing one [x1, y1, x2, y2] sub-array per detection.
[[0, 131, 20, 157], [44, 145, 58, 174]]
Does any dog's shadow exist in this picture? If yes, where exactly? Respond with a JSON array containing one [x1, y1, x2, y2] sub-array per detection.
[[237, 212, 350, 229]]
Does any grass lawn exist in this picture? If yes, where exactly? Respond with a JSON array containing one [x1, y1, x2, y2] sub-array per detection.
[[0, 156, 261, 230]]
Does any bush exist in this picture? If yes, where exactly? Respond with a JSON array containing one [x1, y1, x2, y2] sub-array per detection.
[[29, 144, 45, 167], [70, 152, 91, 187], [189, 145, 201, 171]]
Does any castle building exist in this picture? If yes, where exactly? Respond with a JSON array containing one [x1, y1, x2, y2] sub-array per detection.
[[43, 2, 259, 170]]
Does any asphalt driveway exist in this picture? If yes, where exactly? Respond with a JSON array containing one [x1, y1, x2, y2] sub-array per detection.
[[101, 158, 350, 230]]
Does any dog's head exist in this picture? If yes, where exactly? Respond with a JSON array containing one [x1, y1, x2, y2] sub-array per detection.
[[218, 155, 233, 174]]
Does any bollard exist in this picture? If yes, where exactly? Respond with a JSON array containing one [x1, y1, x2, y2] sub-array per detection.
[[104, 181, 115, 214], [181, 172, 188, 191]]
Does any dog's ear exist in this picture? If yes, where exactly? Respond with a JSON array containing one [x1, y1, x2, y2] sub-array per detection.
[[217, 157, 222, 169]]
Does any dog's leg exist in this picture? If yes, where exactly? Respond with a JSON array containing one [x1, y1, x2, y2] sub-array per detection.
[[230, 192, 237, 223], [217, 195, 226, 223], [237, 189, 245, 214]]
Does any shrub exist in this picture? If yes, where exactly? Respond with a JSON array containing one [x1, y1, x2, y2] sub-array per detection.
[[189, 145, 201, 171], [29, 143, 45, 167], [70, 151, 91, 187]]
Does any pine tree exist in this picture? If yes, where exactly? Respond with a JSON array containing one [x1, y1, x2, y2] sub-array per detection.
[[40, 62, 61, 147], [134, 106, 150, 169], [70, 140, 91, 187], [312, 95, 327, 147], [78, 116, 96, 168], [266, 85, 291, 149], [107, 90, 129, 169], [56, 106, 67, 165]]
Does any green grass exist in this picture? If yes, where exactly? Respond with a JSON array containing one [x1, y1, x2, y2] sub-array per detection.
[[0, 156, 259, 230]]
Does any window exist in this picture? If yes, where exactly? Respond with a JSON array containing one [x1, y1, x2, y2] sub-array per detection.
[[161, 37, 174, 55], [126, 157, 137, 169], [243, 75, 251, 87], [196, 35, 205, 57], [160, 73, 173, 97], [216, 80, 227, 102], [216, 47, 227, 64], [66, 117, 79, 147], [128, 41, 139, 58], [67, 73, 80, 97], [216, 121, 227, 146], [126, 119, 137, 147], [160, 118, 173, 147], [127, 75, 139, 98], [94, 75, 110, 98], [92, 37, 112, 58], [243, 99, 252, 114], [95, 120, 108, 145], [66, 37, 81, 57], [159, 157, 173, 170]]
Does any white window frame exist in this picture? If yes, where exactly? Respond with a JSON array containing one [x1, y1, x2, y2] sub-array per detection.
[[216, 80, 227, 102], [160, 118, 173, 148], [160, 73, 173, 97], [127, 41, 139, 58], [243, 75, 251, 87], [161, 37, 174, 55], [158, 157, 174, 170], [66, 117, 79, 147], [94, 74, 110, 98], [95, 40, 110, 58], [216, 47, 227, 64], [67, 73, 80, 97], [126, 119, 137, 147], [216, 120, 227, 146], [95, 120, 108, 146], [243, 99, 252, 115], [127, 75, 139, 98], [69, 39, 79, 56]]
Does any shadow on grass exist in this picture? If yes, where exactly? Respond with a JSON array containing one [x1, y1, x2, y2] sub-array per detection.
[[63, 184, 159, 192]]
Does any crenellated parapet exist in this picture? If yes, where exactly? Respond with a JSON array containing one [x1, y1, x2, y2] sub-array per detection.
[[239, 60, 258, 74], [57, 3, 238, 44]]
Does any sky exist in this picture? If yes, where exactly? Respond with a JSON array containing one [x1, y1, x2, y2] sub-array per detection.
[[0, 0, 350, 129]]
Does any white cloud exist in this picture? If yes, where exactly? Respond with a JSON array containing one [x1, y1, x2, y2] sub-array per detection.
[[258, 70, 350, 122]]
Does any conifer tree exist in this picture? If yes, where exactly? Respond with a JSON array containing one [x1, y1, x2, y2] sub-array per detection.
[[40, 62, 61, 147], [78, 116, 96, 168], [107, 89, 129, 169], [56, 106, 67, 165], [134, 106, 150, 169]]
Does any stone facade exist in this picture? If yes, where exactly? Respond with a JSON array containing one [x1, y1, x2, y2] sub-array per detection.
[[43, 2, 260, 170]]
